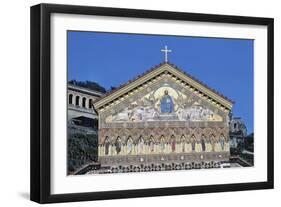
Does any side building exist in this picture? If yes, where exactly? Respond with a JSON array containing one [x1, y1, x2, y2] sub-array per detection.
[[229, 116, 253, 166], [68, 84, 104, 129], [67, 84, 105, 174], [229, 117, 247, 148]]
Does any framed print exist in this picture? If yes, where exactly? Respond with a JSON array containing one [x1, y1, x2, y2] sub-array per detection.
[[30, 3, 274, 203]]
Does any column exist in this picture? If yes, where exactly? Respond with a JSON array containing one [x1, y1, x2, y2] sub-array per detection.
[[108, 145, 112, 156], [215, 142, 221, 152], [225, 141, 230, 151], [206, 142, 212, 152], [98, 145, 101, 156]]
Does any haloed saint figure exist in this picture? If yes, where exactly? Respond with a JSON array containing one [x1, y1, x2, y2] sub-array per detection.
[[160, 90, 174, 113]]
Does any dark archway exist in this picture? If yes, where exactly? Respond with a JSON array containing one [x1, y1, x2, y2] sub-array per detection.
[[82, 97, 86, 108], [68, 94, 73, 104], [88, 99, 93, 109], [75, 96, 80, 106]]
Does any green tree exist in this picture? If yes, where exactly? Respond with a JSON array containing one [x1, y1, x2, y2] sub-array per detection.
[[69, 80, 106, 93]]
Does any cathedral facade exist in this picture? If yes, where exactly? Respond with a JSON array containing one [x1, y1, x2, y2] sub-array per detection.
[[93, 62, 233, 172]]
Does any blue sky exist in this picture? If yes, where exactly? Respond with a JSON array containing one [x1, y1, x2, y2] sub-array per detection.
[[68, 31, 254, 133]]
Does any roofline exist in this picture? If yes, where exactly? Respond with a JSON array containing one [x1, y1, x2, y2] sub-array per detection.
[[68, 84, 104, 97], [94, 62, 234, 110]]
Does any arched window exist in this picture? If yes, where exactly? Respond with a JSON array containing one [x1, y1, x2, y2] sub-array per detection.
[[68, 94, 73, 104], [82, 97, 86, 108], [138, 136, 144, 143], [75, 96, 80, 106], [180, 134, 185, 140], [88, 99, 93, 109]]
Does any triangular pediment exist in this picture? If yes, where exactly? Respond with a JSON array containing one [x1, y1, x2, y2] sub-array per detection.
[[94, 63, 233, 115], [104, 80, 224, 124]]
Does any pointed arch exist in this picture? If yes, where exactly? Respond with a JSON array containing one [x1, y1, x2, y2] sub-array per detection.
[[148, 135, 155, 143], [180, 134, 186, 142], [138, 135, 144, 143]]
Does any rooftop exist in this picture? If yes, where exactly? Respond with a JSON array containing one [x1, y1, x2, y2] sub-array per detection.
[[97, 61, 234, 104]]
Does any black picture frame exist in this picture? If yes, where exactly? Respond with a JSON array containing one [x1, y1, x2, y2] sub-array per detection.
[[30, 3, 274, 204]]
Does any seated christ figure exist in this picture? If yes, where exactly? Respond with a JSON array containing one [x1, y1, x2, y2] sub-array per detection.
[[160, 90, 174, 113]]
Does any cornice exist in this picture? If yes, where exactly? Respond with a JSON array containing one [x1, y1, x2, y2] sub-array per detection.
[[94, 63, 233, 112]]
